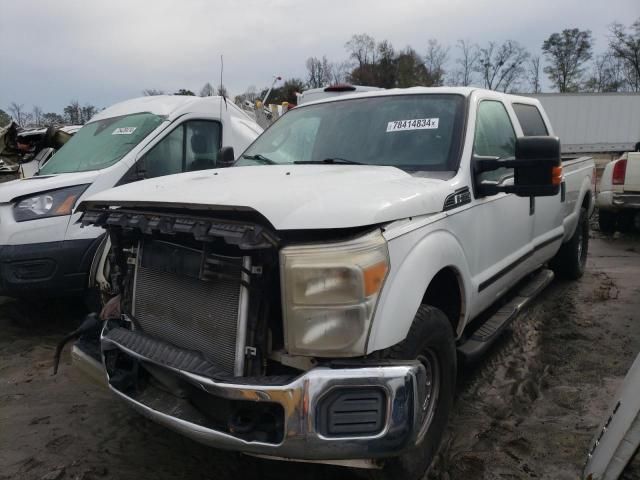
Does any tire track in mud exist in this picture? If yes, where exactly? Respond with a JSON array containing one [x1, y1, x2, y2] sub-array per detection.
[[429, 278, 585, 479]]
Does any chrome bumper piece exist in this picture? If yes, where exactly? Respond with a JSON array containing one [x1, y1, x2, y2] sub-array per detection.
[[99, 330, 426, 461], [612, 193, 640, 209]]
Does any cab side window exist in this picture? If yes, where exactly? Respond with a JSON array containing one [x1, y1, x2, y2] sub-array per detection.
[[512, 103, 549, 136], [143, 120, 222, 179], [474, 101, 516, 183]]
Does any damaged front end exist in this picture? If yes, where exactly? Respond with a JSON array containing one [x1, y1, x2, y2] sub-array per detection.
[[73, 204, 426, 463]]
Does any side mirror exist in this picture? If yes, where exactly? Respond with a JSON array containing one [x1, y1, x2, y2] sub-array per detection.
[[475, 136, 562, 197], [217, 146, 235, 167]]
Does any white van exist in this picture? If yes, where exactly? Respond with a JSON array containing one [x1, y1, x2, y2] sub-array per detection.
[[0, 95, 262, 299]]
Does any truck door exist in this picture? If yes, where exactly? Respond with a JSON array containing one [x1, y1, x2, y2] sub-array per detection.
[[512, 103, 564, 263], [465, 100, 535, 314]]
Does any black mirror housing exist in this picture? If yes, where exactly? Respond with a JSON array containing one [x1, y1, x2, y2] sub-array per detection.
[[475, 136, 562, 198], [217, 146, 235, 167]]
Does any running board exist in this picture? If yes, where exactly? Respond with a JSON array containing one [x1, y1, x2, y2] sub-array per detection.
[[458, 269, 554, 362]]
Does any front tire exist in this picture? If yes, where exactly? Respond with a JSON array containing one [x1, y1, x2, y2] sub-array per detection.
[[551, 207, 589, 280], [371, 305, 456, 480]]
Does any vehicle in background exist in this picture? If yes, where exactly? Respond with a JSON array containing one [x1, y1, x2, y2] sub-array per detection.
[[529, 92, 640, 155], [19, 125, 82, 178], [596, 152, 640, 233], [583, 353, 640, 480], [74, 87, 595, 480], [0, 95, 262, 300], [296, 84, 382, 105]]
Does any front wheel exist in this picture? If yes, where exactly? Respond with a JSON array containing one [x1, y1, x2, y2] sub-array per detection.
[[551, 207, 589, 280], [370, 305, 456, 480]]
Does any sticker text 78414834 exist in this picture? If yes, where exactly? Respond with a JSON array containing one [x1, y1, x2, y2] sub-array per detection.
[[386, 118, 439, 132]]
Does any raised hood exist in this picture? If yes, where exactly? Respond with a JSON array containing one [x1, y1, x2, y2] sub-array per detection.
[[80, 165, 453, 230], [0, 170, 101, 203]]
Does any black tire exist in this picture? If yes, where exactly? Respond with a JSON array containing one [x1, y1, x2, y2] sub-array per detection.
[[551, 207, 589, 280], [598, 210, 617, 234], [370, 305, 456, 480]]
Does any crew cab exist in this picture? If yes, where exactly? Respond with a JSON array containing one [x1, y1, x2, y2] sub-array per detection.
[[0, 95, 261, 299], [74, 87, 595, 479], [597, 152, 640, 233]]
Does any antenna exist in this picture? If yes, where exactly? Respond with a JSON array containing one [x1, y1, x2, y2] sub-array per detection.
[[219, 54, 224, 119]]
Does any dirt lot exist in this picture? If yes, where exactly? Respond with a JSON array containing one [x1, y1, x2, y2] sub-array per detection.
[[1, 233, 639, 480]]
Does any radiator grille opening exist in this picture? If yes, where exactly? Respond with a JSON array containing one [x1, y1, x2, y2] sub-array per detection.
[[133, 240, 245, 374]]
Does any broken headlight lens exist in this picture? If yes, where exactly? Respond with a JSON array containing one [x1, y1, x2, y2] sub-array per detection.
[[13, 184, 89, 222], [280, 230, 389, 356]]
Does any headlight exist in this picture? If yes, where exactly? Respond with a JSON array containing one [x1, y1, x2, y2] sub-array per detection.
[[13, 184, 89, 222], [280, 230, 389, 356]]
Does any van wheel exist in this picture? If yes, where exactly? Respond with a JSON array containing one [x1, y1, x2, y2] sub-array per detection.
[[598, 211, 616, 234], [551, 207, 588, 280], [369, 305, 456, 480]]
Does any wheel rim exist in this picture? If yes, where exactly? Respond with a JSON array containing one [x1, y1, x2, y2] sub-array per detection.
[[578, 221, 588, 266], [416, 350, 441, 442]]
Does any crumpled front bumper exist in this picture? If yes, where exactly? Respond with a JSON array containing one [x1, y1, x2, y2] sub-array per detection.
[[98, 327, 426, 461]]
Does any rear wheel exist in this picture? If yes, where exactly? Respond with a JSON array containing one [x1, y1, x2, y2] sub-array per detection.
[[618, 211, 637, 233], [551, 207, 589, 280], [598, 210, 617, 234], [369, 305, 456, 480]]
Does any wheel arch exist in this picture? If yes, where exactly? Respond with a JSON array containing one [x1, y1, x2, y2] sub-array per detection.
[[366, 229, 472, 354]]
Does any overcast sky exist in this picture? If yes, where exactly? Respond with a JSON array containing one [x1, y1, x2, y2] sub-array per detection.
[[1, 0, 638, 113]]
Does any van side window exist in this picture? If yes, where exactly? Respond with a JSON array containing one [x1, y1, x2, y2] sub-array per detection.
[[473, 101, 516, 183], [143, 120, 222, 179], [513, 103, 549, 136]]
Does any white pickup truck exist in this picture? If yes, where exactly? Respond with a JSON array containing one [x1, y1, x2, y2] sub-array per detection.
[[0, 95, 261, 300], [75, 87, 595, 479], [597, 152, 640, 233]]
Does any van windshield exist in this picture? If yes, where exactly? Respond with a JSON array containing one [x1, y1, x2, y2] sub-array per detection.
[[237, 94, 465, 172], [38, 112, 164, 175]]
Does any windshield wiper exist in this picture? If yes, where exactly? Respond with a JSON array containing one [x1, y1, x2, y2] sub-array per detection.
[[294, 157, 363, 165], [241, 153, 276, 165]]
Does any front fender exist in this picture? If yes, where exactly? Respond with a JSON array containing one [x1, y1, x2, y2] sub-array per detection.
[[366, 227, 473, 354]]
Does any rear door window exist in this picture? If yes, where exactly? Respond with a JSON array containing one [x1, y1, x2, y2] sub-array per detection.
[[513, 103, 549, 136]]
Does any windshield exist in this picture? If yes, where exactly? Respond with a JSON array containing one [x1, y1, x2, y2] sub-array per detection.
[[238, 94, 465, 171], [38, 112, 164, 175]]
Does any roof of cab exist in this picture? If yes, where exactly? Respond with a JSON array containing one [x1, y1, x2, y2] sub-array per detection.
[[90, 95, 250, 123], [299, 86, 540, 107]]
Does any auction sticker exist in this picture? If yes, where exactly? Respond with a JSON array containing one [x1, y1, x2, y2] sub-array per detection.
[[112, 127, 137, 135], [386, 118, 439, 132]]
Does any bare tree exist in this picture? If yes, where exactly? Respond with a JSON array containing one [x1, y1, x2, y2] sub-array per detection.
[[32, 106, 43, 127], [217, 85, 228, 97], [345, 33, 377, 69], [451, 39, 479, 86], [609, 19, 640, 91], [306, 56, 332, 88], [542, 29, 593, 92], [424, 39, 448, 86], [330, 61, 350, 84], [142, 89, 165, 96], [8, 102, 25, 126], [528, 56, 542, 93], [584, 54, 625, 92], [200, 82, 215, 97], [478, 40, 529, 92]]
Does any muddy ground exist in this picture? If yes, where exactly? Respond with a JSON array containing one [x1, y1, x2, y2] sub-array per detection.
[[1, 233, 639, 480]]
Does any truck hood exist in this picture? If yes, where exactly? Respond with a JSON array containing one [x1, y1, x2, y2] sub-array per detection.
[[0, 170, 101, 203], [81, 165, 454, 230]]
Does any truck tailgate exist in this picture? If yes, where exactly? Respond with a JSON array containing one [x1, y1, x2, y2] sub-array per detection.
[[624, 152, 640, 192]]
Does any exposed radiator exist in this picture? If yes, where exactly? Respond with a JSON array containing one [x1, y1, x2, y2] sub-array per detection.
[[133, 240, 249, 375]]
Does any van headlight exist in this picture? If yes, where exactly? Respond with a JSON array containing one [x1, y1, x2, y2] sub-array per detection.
[[13, 184, 89, 222], [280, 230, 389, 356]]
